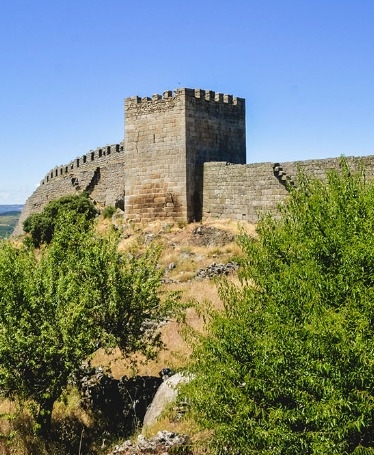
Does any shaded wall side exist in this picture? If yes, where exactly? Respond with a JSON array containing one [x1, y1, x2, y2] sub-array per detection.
[[185, 89, 246, 221], [13, 144, 125, 236], [124, 91, 187, 222]]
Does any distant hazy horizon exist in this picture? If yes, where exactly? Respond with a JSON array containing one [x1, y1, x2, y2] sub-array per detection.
[[0, 205, 24, 215]]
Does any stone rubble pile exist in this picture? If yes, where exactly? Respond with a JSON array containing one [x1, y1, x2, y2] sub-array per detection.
[[109, 431, 191, 454], [163, 261, 239, 284], [191, 225, 235, 247], [196, 261, 239, 279]]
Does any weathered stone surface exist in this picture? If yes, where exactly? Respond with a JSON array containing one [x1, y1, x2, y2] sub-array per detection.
[[202, 155, 374, 222], [190, 225, 235, 246], [13, 143, 126, 236], [124, 88, 245, 223]]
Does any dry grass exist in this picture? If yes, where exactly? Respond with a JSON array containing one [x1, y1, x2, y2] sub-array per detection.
[[53, 387, 93, 429], [90, 276, 225, 379], [0, 400, 49, 455], [90, 218, 254, 379], [142, 413, 213, 454]]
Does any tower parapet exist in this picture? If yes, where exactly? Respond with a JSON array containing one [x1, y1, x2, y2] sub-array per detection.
[[125, 88, 244, 106], [193, 88, 244, 107]]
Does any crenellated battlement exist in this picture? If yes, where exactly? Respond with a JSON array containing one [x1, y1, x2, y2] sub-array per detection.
[[125, 90, 175, 105], [125, 87, 244, 110], [191, 88, 244, 107], [41, 142, 124, 185]]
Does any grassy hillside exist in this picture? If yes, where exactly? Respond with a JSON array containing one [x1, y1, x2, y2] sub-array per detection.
[[0, 213, 252, 454]]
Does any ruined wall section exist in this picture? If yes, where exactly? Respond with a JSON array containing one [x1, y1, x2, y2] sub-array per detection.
[[203, 155, 374, 223], [124, 90, 187, 222], [184, 89, 246, 221], [13, 143, 125, 236], [203, 162, 289, 222]]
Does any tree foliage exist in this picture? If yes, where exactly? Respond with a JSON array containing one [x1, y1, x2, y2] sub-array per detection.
[[23, 193, 97, 247], [185, 159, 374, 454], [0, 210, 167, 435]]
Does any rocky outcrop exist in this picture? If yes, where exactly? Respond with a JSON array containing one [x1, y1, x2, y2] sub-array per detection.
[[191, 225, 235, 246], [73, 366, 162, 436]]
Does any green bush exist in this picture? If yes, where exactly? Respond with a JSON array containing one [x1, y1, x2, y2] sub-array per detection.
[[0, 213, 168, 436], [102, 205, 116, 219], [185, 159, 374, 454], [23, 193, 97, 247]]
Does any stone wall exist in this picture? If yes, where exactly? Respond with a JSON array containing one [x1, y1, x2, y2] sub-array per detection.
[[202, 155, 374, 223], [281, 155, 374, 181], [13, 143, 125, 236], [124, 90, 187, 223], [203, 162, 289, 222]]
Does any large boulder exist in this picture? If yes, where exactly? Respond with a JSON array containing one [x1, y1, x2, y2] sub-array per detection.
[[142, 373, 190, 430]]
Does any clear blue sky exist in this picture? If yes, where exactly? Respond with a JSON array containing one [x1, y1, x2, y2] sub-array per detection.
[[1, 0, 373, 204]]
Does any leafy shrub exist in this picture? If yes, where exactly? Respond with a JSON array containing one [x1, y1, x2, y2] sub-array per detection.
[[23, 193, 97, 246], [185, 159, 374, 454], [0, 213, 168, 436]]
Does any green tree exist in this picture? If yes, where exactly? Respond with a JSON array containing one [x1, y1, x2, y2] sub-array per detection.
[[23, 193, 97, 247], [0, 212, 167, 435], [185, 159, 374, 454]]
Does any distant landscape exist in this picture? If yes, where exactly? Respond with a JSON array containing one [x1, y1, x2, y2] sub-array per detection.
[[0, 204, 23, 238]]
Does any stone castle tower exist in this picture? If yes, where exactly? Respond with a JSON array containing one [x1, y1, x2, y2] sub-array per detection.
[[14, 88, 246, 234], [124, 88, 246, 222]]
